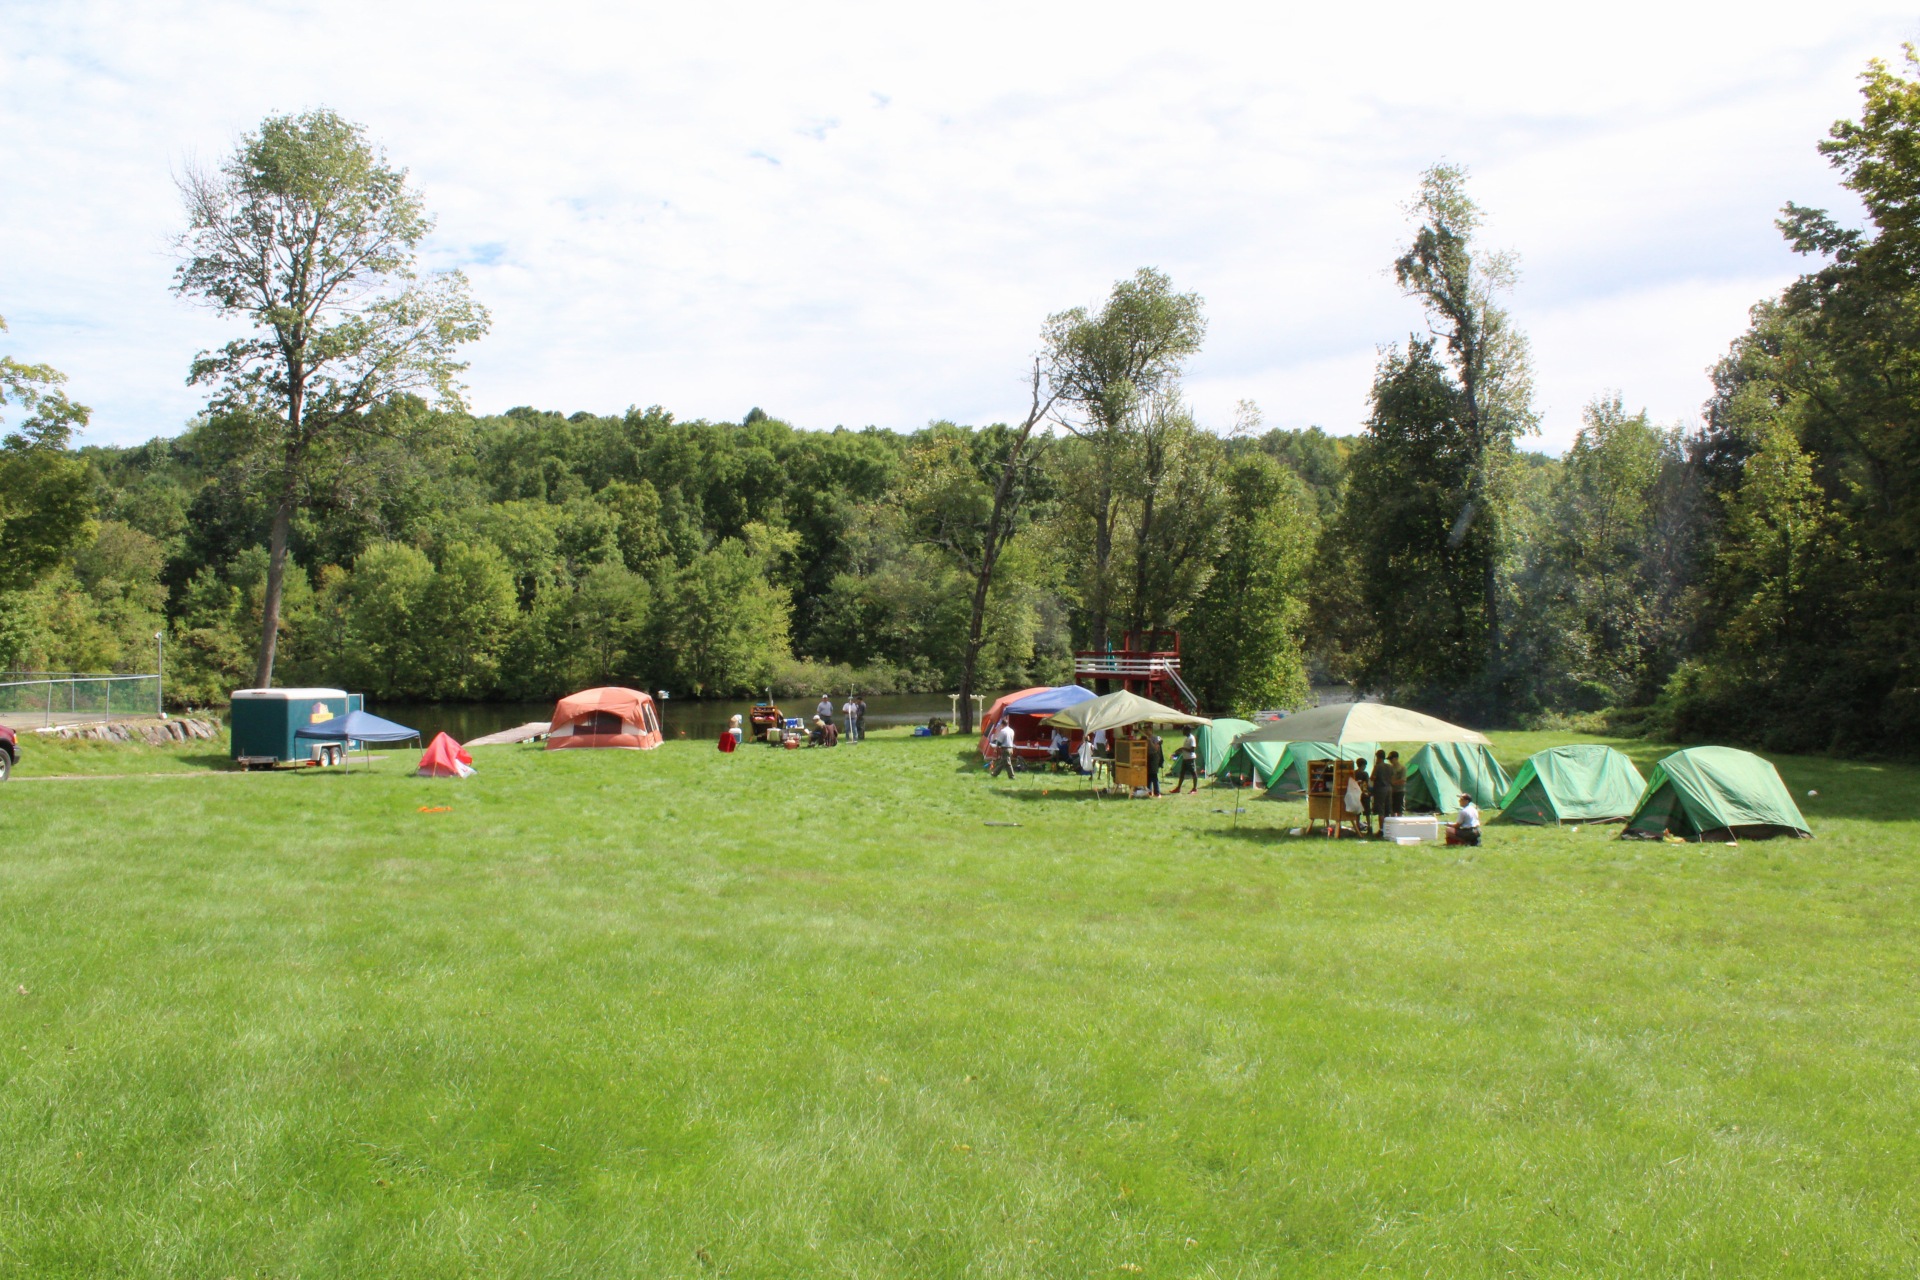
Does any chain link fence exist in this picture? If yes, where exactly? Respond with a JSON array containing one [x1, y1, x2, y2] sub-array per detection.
[[0, 674, 163, 727]]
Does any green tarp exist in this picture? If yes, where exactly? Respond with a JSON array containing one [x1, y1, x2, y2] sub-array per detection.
[[1622, 746, 1811, 841], [1264, 741, 1379, 798], [1195, 718, 1255, 776], [1216, 739, 1287, 789], [1498, 745, 1645, 824], [1405, 742, 1511, 811]]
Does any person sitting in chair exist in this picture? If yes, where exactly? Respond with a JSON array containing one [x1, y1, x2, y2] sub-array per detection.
[[1048, 729, 1073, 771], [1447, 794, 1481, 846], [809, 715, 828, 746]]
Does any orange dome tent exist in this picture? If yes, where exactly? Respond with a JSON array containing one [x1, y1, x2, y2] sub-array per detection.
[[545, 687, 664, 750]]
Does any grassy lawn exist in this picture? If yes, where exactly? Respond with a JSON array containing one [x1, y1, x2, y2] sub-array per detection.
[[2, 728, 1915, 1277]]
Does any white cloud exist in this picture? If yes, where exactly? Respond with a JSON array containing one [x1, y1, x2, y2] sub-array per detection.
[[0, 0, 1914, 448]]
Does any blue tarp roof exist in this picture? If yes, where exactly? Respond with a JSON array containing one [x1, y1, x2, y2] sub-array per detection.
[[1004, 685, 1098, 715], [294, 710, 420, 743]]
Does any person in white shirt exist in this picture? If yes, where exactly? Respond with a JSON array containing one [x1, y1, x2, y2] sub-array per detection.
[[988, 719, 1019, 777], [816, 694, 833, 725], [1448, 794, 1482, 846], [841, 697, 860, 743]]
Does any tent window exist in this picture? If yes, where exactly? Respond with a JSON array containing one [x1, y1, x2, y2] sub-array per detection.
[[580, 710, 627, 736]]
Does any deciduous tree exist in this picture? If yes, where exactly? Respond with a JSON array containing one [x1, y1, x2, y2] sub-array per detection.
[[174, 109, 488, 689]]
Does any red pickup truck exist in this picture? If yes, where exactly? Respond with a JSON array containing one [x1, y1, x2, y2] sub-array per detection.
[[0, 723, 15, 780]]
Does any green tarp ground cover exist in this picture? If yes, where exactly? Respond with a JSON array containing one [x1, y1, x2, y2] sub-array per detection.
[[1623, 746, 1811, 841], [1264, 741, 1380, 798], [1405, 742, 1511, 811], [1195, 718, 1255, 776], [1499, 745, 1645, 824]]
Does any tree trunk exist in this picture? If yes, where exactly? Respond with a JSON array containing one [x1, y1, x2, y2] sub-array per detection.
[[959, 365, 1051, 732], [1130, 482, 1157, 634], [251, 498, 294, 688], [1091, 479, 1113, 651], [958, 552, 996, 734]]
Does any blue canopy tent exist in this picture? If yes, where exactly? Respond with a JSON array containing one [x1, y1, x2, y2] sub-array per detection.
[[295, 709, 421, 770], [1002, 685, 1097, 715]]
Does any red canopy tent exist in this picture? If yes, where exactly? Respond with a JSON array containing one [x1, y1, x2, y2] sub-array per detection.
[[545, 687, 664, 750], [417, 732, 475, 777], [977, 686, 1054, 761]]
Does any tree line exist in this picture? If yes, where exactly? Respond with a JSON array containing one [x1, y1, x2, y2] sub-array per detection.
[[4, 52, 1919, 753]]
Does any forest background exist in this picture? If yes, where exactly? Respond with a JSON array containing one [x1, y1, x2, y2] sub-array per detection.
[[4, 53, 1919, 757]]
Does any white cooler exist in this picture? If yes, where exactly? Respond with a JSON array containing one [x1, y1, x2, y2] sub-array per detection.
[[1382, 815, 1441, 845]]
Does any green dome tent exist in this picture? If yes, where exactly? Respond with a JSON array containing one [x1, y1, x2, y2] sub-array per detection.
[[1264, 741, 1380, 798], [1405, 742, 1511, 811], [1194, 718, 1255, 777], [1498, 745, 1645, 824], [1622, 747, 1811, 841]]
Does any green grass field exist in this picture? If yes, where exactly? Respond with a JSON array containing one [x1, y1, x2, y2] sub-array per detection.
[[3, 728, 1916, 1277]]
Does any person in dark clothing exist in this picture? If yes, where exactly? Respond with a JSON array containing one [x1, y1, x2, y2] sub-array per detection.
[[1371, 749, 1394, 835], [1145, 731, 1164, 797], [1389, 750, 1407, 816], [1170, 729, 1200, 793]]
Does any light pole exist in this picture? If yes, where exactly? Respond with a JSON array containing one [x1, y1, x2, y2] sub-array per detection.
[[154, 631, 164, 718]]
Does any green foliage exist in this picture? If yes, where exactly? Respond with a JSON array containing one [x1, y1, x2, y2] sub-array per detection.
[[1316, 166, 1541, 720], [1659, 50, 1920, 752], [1182, 455, 1316, 715], [0, 315, 94, 595], [656, 533, 793, 697], [174, 109, 489, 686]]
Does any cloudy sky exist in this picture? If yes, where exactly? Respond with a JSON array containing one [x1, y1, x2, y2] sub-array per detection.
[[3, 1, 1915, 451]]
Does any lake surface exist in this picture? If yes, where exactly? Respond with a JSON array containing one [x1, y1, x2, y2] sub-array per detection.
[[367, 684, 1365, 747], [368, 692, 992, 746]]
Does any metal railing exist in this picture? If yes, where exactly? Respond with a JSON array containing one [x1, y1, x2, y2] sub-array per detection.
[[1072, 654, 1183, 677], [0, 674, 163, 726]]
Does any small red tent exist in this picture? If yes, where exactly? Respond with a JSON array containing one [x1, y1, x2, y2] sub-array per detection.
[[417, 732, 475, 777], [545, 687, 664, 750]]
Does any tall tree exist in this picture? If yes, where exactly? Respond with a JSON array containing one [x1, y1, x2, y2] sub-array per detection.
[[1320, 166, 1536, 715], [1183, 455, 1316, 716], [901, 364, 1057, 731], [174, 108, 488, 689], [1043, 268, 1205, 652]]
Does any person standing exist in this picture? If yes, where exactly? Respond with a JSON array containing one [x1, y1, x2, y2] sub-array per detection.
[[1389, 751, 1407, 817], [988, 718, 1019, 777], [1343, 766, 1366, 836], [841, 695, 859, 743], [1145, 730, 1164, 798], [816, 693, 833, 726], [853, 695, 867, 743], [1170, 729, 1200, 793], [1371, 750, 1393, 836], [1353, 756, 1374, 835]]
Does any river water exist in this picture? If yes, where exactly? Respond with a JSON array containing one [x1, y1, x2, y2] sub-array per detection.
[[367, 684, 1364, 747], [367, 692, 988, 746]]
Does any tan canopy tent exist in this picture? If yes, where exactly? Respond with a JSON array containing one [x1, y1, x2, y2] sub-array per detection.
[[1042, 689, 1210, 734], [1233, 701, 1489, 748]]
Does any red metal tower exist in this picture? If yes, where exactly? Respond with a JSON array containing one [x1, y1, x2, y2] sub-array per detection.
[[1072, 629, 1199, 712]]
